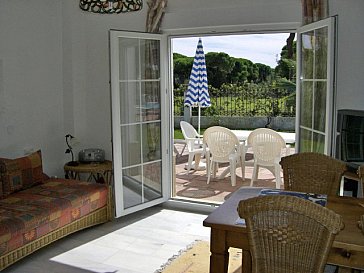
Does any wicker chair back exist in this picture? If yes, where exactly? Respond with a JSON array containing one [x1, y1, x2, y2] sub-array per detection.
[[238, 195, 343, 273], [280, 152, 347, 196]]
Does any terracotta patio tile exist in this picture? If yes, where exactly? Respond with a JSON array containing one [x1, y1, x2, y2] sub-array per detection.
[[173, 142, 292, 204]]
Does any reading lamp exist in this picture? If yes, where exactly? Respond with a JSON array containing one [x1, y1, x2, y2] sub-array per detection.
[[65, 134, 79, 166]]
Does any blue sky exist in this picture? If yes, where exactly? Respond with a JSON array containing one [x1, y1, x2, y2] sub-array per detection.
[[172, 33, 290, 68]]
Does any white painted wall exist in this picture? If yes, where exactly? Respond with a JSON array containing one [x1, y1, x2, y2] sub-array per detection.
[[0, 0, 147, 177], [0, 0, 363, 177], [330, 0, 364, 112], [0, 0, 63, 175], [61, 1, 148, 171], [163, 0, 301, 33]]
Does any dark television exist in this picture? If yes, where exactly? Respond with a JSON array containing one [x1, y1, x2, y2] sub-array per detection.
[[336, 109, 364, 197], [336, 109, 364, 168]]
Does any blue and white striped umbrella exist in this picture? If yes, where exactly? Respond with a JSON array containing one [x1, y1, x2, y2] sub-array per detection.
[[184, 38, 211, 133]]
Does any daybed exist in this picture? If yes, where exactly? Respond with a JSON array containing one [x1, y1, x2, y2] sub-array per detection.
[[0, 150, 112, 270]]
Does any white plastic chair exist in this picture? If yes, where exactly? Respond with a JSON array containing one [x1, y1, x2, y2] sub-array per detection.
[[247, 128, 287, 189], [180, 121, 205, 174], [203, 126, 244, 186]]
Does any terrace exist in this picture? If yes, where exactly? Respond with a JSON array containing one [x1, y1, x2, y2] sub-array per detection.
[[172, 76, 296, 205], [173, 141, 296, 204]]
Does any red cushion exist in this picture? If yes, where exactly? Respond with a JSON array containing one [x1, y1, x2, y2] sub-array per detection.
[[0, 150, 43, 197]]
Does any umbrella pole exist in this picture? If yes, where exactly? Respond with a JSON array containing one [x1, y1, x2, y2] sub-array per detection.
[[198, 105, 201, 135]]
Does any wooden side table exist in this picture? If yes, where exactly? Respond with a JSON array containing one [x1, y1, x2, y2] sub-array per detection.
[[64, 160, 113, 185]]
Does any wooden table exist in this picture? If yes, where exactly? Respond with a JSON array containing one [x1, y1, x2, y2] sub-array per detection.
[[64, 160, 113, 185], [203, 187, 364, 273]]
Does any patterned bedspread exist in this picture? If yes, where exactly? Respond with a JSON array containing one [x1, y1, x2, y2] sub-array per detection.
[[0, 178, 108, 256]]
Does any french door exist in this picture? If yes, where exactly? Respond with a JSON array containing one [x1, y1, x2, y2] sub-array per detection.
[[296, 17, 336, 155], [110, 31, 171, 217]]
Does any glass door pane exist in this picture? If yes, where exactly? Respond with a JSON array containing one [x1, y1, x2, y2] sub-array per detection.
[[110, 31, 169, 217], [296, 17, 335, 155]]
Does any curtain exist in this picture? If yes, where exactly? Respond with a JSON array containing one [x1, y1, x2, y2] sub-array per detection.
[[302, 0, 328, 25], [144, 0, 168, 159]]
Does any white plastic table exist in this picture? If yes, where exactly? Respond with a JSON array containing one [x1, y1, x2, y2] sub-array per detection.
[[231, 130, 296, 145]]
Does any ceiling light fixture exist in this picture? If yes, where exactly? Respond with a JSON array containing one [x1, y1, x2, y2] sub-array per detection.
[[79, 0, 142, 14]]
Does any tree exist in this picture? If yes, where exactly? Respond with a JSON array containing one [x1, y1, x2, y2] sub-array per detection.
[[247, 63, 259, 82], [275, 38, 296, 80], [205, 52, 235, 88], [173, 40, 289, 88], [255, 63, 273, 83], [275, 58, 296, 80], [173, 53, 193, 87], [228, 58, 249, 83], [286, 33, 296, 59]]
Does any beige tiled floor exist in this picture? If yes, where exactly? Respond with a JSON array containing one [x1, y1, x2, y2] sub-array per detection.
[[3, 207, 210, 273], [3, 206, 340, 273]]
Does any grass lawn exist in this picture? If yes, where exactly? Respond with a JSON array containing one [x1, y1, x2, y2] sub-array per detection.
[[174, 129, 184, 139], [174, 129, 206, 139]]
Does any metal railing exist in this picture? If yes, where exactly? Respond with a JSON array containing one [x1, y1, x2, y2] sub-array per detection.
[[173, 84, 296, 117]]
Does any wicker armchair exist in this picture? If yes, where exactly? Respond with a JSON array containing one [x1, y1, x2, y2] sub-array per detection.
[[280, 152, 347, 196], [238, 195, 343, 273]]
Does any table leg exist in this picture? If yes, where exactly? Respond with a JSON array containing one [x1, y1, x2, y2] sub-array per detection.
[[86, 173, 93, 182], [104, 171, 112, 185], [242, 250, 252, 273], [65, 170, 78, 180], [209, 229, 229, 273]]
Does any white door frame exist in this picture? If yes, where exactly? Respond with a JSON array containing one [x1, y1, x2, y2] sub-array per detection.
[[110, 30, 171, 217], [296, 17, 336, 155]]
